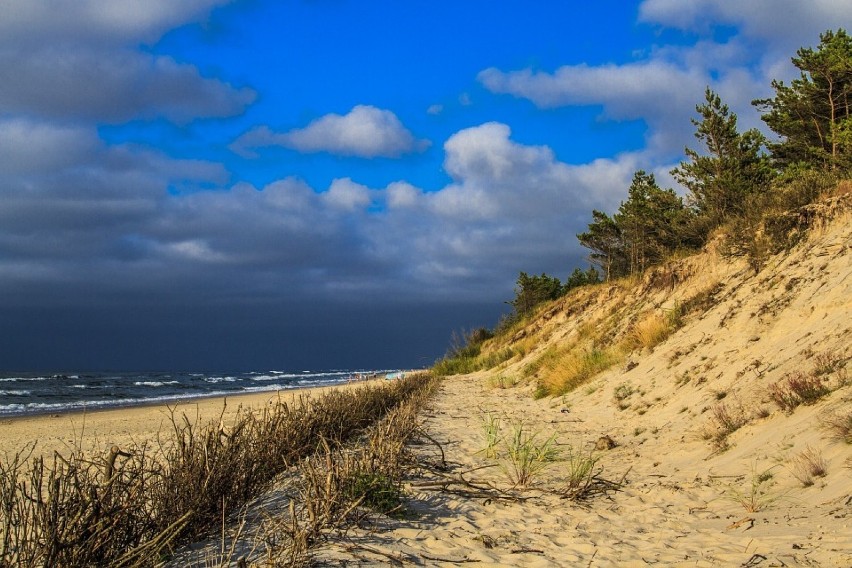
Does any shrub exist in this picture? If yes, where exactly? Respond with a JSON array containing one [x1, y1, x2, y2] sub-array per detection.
[[811, 351, 846, 377], [704, 402, 748, 450], [768, 372, 831, 412], [612, 383, 634, 410], [346, 471, 404, 516]]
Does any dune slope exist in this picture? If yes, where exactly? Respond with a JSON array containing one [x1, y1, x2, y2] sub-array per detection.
[[317, 197, 852, 566]]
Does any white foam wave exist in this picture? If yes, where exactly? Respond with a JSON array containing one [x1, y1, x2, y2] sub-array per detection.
[[0, 390, 31, 396], [204, 376, 237, 384], [133, 380, 180, 387]]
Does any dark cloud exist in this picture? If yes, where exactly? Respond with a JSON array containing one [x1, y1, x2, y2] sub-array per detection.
[[0, 49, 254, 123], [0, 1, 231, 48], [1, 116, 607, 370], [0, 1, 252, 123]]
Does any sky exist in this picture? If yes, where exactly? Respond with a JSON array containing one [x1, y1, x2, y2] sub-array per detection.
[[1, 0, 849, 372]]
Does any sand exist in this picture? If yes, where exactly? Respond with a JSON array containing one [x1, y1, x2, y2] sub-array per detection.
[[310, 373, 851, 567]]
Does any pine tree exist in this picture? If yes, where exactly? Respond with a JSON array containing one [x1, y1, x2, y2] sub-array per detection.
[[754, 29, 852, 173], [509, 272, 564, 317], [577, 210, 627, 281], [673, 88, 772, 227]]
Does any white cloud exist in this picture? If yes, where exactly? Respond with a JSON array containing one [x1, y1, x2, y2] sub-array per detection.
[[322, 178, 373, 211], [360, 123, 637, 293], [2, 120, 637, 306], [426, 104, 444, 115], [232, 105, 430, 158], [479, 61, 707, 115], [386, 182, 420, 209], [480, 61, 709, 156], [479, 2, 852, 162]]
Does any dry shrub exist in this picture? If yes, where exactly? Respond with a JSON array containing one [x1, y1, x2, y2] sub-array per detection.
[[680, 282, 725, 316], [262, 381, 437, 565], [703, 402, 749, 450], [811, 351, 847, 378], [768, 371, 831, 412], [0, 373, 437, 567], [833, 179, 852, 196], [789, 446, 827, 487]]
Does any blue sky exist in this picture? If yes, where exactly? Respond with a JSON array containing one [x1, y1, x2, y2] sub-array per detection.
[[1, 0, 849, 371]]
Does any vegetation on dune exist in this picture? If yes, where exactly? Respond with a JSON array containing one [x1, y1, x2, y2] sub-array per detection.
[[0, 373, 439, 567], [433, 29, 852, 396]]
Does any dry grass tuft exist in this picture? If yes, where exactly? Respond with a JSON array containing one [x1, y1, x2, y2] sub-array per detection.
[[535, 346, 623, 397], [789, 446, 827, 487], [821, 408, 852, 444], [486, 374, 519, 390], [703, 402, 749, 450], [499, 420, 559, 488], [721, 465, 781, 512]]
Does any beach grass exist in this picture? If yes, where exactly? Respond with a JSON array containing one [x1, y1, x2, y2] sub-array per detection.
[[0, 372, 438, 567]]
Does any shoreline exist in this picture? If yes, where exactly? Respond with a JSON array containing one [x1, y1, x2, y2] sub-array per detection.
[[0, 378, 386, 462]]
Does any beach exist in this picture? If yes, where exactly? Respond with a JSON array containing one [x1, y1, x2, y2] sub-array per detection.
[[0, 381, 375, 463]]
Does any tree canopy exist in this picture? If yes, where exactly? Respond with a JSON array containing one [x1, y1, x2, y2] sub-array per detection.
[[755, 29, 852, 173], [673, 88, 773, 225], [578, 171, 692, 280]]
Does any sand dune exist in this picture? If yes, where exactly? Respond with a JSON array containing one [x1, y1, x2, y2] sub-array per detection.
[[314, 201, 852, 566]]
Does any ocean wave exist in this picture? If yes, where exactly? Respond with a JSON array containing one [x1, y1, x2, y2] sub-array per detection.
[[0, 391, 238, 416], [133, 380, 181, 387], [0, 369, 390, 417], [204, 376, 237, 384]]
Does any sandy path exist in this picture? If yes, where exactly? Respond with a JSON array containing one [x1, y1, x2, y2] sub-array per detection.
[[315, 373, 852, 567]]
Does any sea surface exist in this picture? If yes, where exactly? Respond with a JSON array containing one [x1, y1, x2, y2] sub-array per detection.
[[0, 369, 400, 417]]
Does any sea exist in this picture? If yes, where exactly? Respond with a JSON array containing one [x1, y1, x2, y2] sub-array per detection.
[[0, 369, 401, 418]]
